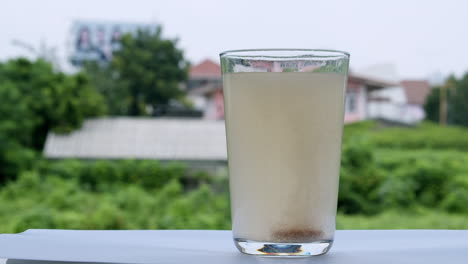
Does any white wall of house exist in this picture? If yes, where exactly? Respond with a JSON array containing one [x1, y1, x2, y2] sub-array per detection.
[[368, 103, 424, 124], [187, 94, 207, 111], [368, 86, 424, 124], [372, 86, 407, 103]]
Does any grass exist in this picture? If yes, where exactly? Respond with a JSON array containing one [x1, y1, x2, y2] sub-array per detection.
[[344, 121, 468, 151], [337, 209, 468, 229]]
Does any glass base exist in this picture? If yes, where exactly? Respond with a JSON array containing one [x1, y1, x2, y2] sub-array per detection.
[[234, 238, 333, 256]]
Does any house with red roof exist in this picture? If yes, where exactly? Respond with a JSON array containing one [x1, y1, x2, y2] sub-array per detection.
[[187, 59, 394, 123], [187, 59, 224, 120], [366, 80, 431, 124]]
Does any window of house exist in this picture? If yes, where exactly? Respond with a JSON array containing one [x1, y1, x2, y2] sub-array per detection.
[[346, 92, 358, 113]]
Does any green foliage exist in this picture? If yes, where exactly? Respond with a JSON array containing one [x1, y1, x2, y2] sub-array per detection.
[[82, 62, 131, 115], [337, 209, 468, 229], [1, 120, 468, 232], [451, 73, 468, 126], [339, 121, 468, 215], [338, 139, 468, 215], [82, 27, 191, 116], [424, 74, 468, 126], [375, 122, 468, 150], [424, 87, 441, 123], [0, 58, 106, 138], [345, 121, 468, 151], [1, 148, 467, 232], [0, 144, 37, 182], [0, 81, 37, 180], [38, 160, 191, 191], [440, 174, 468, 213], [0, 58, 105, 181], [112, 28, 189, 115], [339, 137, 384, 214], [0, 81, 34, 146], [0, 166, 231, 233], [375, 149, 468, 210]]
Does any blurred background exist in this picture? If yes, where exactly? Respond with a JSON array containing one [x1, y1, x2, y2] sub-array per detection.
[[1, 0, 468, 233]]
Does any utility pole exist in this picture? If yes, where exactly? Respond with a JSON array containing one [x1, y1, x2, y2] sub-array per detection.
[[439, 83, 447, 125], [439, 78, 456, 126]]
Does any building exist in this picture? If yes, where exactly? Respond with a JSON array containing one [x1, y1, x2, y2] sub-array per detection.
[[187, 59, 224, 119], [345, 72, 396, 123], [44, 118, 227, 171], [400, 80, 432, 107], [43, 73, 394, 166], [367, 80, 431, 124], [187, 59, 394, 123]]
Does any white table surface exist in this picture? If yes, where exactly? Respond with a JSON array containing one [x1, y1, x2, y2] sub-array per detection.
[[0, 230, 467, 264]]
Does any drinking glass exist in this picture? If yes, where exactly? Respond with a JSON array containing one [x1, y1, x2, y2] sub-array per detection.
[[220, 49, 350, 256]]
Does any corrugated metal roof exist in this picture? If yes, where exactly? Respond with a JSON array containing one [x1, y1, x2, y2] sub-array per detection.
[[43, 118, 227, 160]]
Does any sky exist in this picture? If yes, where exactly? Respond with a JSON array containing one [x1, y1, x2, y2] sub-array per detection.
[[1, 0, 467, 80]]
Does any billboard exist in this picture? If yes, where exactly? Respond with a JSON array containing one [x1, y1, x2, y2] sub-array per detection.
[[69, 20, 157, 66]]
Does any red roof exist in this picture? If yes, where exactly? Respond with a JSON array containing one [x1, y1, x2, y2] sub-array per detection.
[[400, 80, 431, 105], [189, 59, 221, 79]]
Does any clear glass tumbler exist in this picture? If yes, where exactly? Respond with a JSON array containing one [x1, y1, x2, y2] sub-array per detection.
[[220, 49, 349, 256]]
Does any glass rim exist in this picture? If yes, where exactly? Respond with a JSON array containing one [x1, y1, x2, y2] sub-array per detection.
[[219, 49, 350, 59]]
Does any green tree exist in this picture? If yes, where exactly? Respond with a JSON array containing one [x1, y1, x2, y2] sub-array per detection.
[[0, 58, 106, 181], [0, 58, 106, 147], [424, 75, 467, 126], [112, 27, 189, 116], [0, 82, 36, 180], [82, 62, 131, 115], [450, 73, 468, 126], [424, 87, 441, 123]]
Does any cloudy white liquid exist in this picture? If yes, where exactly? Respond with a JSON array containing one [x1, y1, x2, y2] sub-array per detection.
[[223, 72, 346, 242]]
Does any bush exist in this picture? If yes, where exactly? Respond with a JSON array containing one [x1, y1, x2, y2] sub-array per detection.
[[375, 149, 468, 210], [338, 137, 384, 214], [373, 123, 468, 150], [337, 209, 468, 229], [338, 137, 468, 215], [0, 58, 106, 183], [2, 120, 468, 232], [345, 121, 468, 151], [440, 175, 468, 213], [38, 159, 197, 192], [0, 169, 231, 233]]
